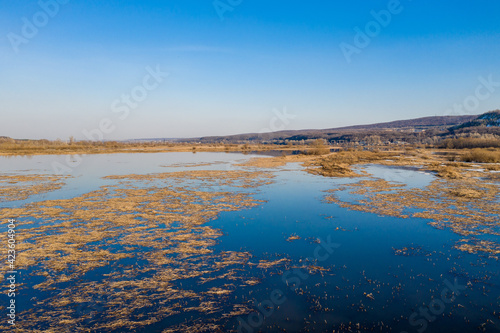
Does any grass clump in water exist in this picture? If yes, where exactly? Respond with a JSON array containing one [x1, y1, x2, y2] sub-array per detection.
[[461, 148, 500, 163]]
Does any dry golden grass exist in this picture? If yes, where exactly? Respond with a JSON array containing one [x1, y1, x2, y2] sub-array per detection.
[[325, 176, 500, 257], [233, 148, 499, 182], [0, 169, 282, 332], [306, 139, 331, 155], [306, 150, 400, 177], [427, 164, 463, 179], [0, 174, 69, 202], [0, 145, 498, 331], [0, 140, 303, 156], [237, 153, 313, 168], [257, 258, 289, 269], [461, 148, 500, 163], [448, 187, 484, 199], [441, 137, 500, 149]]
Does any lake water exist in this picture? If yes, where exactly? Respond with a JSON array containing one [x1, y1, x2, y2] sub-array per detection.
[[0, 152, 499, 332]]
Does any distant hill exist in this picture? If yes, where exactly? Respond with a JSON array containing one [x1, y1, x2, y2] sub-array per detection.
[[320, 115, 477, 131], [4, 112, 498, 146], [452, 110, 500, 129], [190, 114, 480, 144]]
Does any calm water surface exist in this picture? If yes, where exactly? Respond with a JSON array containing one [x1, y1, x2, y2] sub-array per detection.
[[0, 152, 498, 332]]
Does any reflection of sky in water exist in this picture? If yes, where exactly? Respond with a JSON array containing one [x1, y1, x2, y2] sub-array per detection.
[[211, 164, 500, 332], [356, 164, 436, 189], [0, 152, 258, 208], [0, 153, 499, 332]]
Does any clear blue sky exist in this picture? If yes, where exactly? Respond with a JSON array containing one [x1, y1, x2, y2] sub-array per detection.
[[2, 0, 500, 140]]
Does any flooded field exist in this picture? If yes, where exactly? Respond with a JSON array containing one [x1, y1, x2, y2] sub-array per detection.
[[0, 152, 499, 332]]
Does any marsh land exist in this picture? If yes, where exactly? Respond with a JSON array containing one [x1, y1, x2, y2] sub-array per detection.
[[0, 143, 499, 332]]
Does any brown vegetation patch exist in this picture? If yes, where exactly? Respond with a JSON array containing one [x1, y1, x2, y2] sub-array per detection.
[[104, 169, 274, 189], [448, 187, 484, 199], [0, 169, 277, 332], [257, 258, 289, 269], [455, 239, 500, 257], [427, 164, 463, 179], [461, 148, 500, 163], [0, 174, 69, 202], [441, 137, 500, 149], [306, 150, 399, 177], [287, 235, 301, 242], [325, 176, 500, 257], [237, 154, 314, 168], [0, 139, 303, 156]]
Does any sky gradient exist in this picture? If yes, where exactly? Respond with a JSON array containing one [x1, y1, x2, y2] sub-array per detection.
[[2, 0, 500, 140]]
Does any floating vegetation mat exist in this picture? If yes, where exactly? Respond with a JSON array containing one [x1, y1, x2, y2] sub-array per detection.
[[325, 177, 500, 258], [161, 161, 229, 168], [0, 174, 69, 202], [0, 170, 291, 332]]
